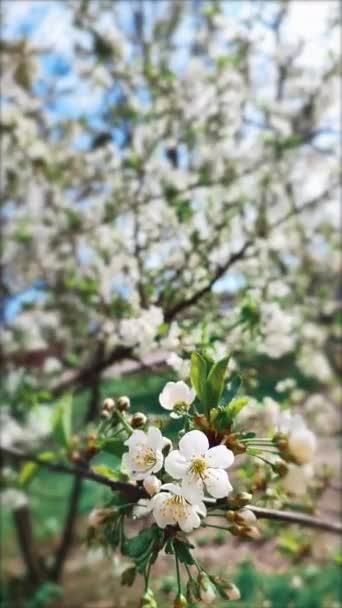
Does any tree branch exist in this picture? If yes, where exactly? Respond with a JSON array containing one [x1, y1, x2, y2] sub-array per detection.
[[52, 345, 133, 397], [249, 506, 342, 534], [2, 446, 341, 534], [164, 240, 252, 322]]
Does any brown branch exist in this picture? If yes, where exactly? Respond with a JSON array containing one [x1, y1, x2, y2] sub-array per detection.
[[164, 240, 252, 322], [52, 345, 133, 397], [0, 445, 143, 501], [51, 379, 102, 581], [2, 446, 341, 535], [250, 506, 342, 534], [13, 506, 46, 586]]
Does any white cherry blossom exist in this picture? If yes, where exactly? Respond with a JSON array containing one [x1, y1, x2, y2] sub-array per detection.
[[282, 464, 314, 496], [152, 483, 206, 533], [278, 411, 317, 464], [165, 430, 234, 500], [122, 427, 168, 480], [159, 381, 195, 418]]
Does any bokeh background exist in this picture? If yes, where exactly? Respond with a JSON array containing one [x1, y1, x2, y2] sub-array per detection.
[[1, 1, 341, 607]]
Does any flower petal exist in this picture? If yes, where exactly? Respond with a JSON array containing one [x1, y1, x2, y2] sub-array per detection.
[[179, 430, 209, 459], [181, 474, 204, 503], [195, 501, 207, 518], [178, 508, 201, 533], [151, 450, 164, 475], [164, 450, 188, 479], [147, 426, 164, 450], [124, 429, 147, 448], [205, 445, 234, 469], [160, 482, 182, 495], [153, 493, 175, 528], [204, 468, 233, 498]]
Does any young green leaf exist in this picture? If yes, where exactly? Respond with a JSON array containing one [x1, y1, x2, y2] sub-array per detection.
[[52, 394, 73, 447], [206, 356, 230, 407], [98, 437, 126, 458], [190, 352, 208, 404]]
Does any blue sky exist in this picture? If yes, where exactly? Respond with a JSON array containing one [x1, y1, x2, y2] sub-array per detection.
[[2, 1, 339, 320]]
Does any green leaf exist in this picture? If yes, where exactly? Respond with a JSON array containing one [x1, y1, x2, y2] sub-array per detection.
[[19, 452, 56, 486], [92, 464, 120, 480], [19, 462, 38, 486], [228, 397, 249, 418], [52, 394, 73, 447], [98, 438, 126, 458], [173, 539, 195, 565], [222, 374, 241, 405], [123, 526, 159, 559], [206, 356, 230, 407], [190, 352, 208, 404], [121, 566, 137, 587]]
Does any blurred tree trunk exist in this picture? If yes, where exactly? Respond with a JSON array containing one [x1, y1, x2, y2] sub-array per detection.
[[13, 506, 45, 585], [50, 371, 101, 581]]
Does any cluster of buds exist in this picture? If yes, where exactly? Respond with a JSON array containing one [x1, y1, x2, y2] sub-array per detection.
[[68, 433, 99, 464], [226, 507, 260, 539], [101, 397, 116, 418], [101, 395, 131, 417], [186, 572, 241, 605]]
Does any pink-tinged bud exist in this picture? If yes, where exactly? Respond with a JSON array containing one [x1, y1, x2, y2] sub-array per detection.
[[131, 412, 147, 428], [225, 583, 241, 601], [102, 398, 115, 411], [101, 409, 111, 419], [235, 508, 257, 526], [143, 475, 161, 496], [117, 396, 131, 411]]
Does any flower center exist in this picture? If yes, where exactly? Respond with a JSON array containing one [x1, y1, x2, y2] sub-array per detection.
[[173, 401, 189, 414], [132, 447, 156, 470], [189, 456, 207, 478]]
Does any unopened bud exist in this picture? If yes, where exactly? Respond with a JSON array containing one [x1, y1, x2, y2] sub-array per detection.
[[225, 583, 241, 601], [225, 510, 236, 522], [230, 524, 245, 536], [117, 396, 131, 411], [131, 412, 147, 428], [143, 475, 162, 497], [235, 508, 257, 526], [102, 398, 115, 411], [88, 507, 116, 529], [272, 460, 288, 477], [198, 573, 216, 605], [234, 442, 247, 454], [242, 525, 261, 539], [234, 491, 253, 507], [174, 593, 188, 608], [71, 451, 82, 464], [101, 409, 111, 419], [141, 589, 157, 608]]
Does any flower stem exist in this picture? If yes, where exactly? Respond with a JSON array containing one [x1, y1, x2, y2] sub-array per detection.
[[116, 411, 133, 435], [175, 551, 182, 596], [201, 523, 231, 532]]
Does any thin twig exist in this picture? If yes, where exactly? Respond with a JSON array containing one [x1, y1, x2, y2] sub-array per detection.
[[2, 446, 341, 535]]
